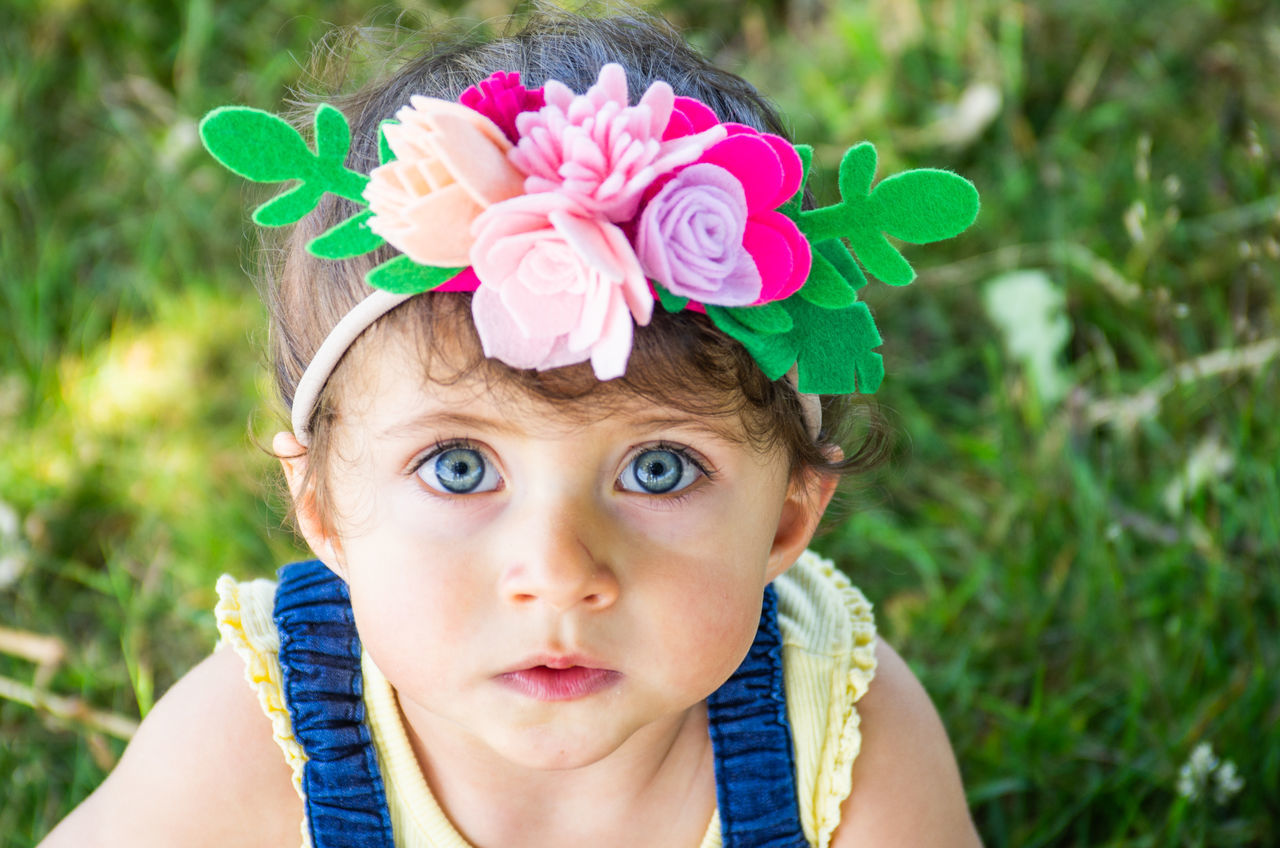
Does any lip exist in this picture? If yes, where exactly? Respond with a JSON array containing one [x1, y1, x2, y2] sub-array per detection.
[[497, 655, 621, 701]]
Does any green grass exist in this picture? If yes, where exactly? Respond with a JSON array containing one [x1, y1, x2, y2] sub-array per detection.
[[3, 1, 1277, 845]]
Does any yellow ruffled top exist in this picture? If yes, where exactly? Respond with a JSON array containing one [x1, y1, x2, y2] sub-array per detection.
[[213, 550, 876, 848]]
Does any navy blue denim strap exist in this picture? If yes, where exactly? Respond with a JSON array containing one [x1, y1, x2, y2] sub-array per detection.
[[706, 583, 810, 847], [274, 560, 395, 848]]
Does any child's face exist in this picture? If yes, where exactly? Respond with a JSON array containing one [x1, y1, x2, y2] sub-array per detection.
[[279, 331, 834, 772]]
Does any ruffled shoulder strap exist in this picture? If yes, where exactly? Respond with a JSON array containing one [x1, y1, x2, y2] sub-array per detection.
[[214, 574, 309, 800], [773, 551, 878, 848]]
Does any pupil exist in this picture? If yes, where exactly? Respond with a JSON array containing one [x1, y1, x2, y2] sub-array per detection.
[[435, 448, 484, 493], [635, 449, 682, 493]]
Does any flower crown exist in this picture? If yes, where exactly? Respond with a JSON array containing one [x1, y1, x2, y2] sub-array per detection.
[[200, 64, 978, 443]]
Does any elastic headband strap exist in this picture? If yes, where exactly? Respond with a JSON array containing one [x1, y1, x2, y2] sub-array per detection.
[[292, 289, 413, 445], [791, 368, 823, 441], [290, 291, 822, 446]]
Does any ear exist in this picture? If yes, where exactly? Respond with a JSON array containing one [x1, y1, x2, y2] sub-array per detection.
[[765, 454, 842, 582], [273, 431, 345, 577]]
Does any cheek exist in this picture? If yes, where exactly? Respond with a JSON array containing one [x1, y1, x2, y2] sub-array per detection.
[[342, 552, 487, 686], [623, 488, 784, 566], [640, 558, 770, 695]]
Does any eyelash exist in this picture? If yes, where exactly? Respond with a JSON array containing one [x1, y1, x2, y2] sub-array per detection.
[[620, 441, 716, 504], [410, 438, 481, 469], [408, 438, 494, 485], [639, 441, 713, 478], [406, 439, 716, 499]]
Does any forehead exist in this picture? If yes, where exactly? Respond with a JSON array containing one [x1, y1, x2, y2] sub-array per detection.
[[333, 313, 755, 445]]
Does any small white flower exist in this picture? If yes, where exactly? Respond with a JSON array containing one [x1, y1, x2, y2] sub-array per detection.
[[1213, 760, 1244, 804], [1177, 743, 1214, 801], [0, 501, 18, 540], [0, 501, 28, 589], [1124, 200, 1148, 244], [1176, 742, 1244, 805]]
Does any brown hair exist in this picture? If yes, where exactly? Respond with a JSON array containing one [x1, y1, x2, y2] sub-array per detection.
[[265, 6, 891, 532]]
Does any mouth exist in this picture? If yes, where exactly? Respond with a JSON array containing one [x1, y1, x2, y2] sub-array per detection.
[[497, 662, 622, 701]]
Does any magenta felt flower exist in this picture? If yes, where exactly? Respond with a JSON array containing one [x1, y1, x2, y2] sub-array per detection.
[[469, 192, 653, 379], [700, 126, 811, 302], [671, 120, 812, 304], [508, 63, 726, 223], [662, 96, 721, 140], [459, 71, 545, 143], [635, 163, 761, 305]]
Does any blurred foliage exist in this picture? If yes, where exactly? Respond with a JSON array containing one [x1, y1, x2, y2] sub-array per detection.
[[2, 1, 1278, 846]]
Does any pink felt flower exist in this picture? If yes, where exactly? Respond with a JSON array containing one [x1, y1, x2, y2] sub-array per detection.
[[459, 71, 545, 143], [666, 114, 812, 304], [508, 63, 726, 223], [662, 96, 721, 141], [635, 163, 761, 306], [695, 125, 811, 303], [364, 97, 526, 266], [469, 192, 653, 379]]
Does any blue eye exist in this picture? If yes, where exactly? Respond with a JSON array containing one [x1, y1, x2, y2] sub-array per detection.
[[619, 448, 701, 495], [417, 446, 500, 494]]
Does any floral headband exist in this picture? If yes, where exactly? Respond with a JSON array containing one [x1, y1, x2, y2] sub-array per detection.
[[200, 64, 979, 445]]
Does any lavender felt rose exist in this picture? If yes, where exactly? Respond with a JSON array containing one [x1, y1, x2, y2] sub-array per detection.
[[634, 163, 762, 306]]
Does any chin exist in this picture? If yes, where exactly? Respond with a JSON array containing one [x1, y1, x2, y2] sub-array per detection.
[[494, 726, 632, 771]]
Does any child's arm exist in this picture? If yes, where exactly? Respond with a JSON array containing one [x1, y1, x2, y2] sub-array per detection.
[[830, 641, 983, 847], [38, 647, 303, 848]]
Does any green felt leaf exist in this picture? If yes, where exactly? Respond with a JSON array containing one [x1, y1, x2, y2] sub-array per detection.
[[778, 143, 813, 220], [706, 306, 795, 380], [838, 142, 877, 201], [366, 255, 466, 294], [705, 304, 753, 342], [799, 241, 862, 307], [201, 104, 370, 208], [252, 182, 324, 227], [200, 107, 318, 183], [794, 143, 979, 288], [786, 297, 885, 394], [711, 294, 886, 393], [799, 253, 850, 307], [869, 169, 980, 243], [723, 300, 793, 335], [853, 232, 916, 286], [654, 283, 689, 313], [314, 104, 351, 165], [814, 238, 867, 291], [378, 120, 399, 165], [742, 333, 799, 381], [307, 210, 384, 259]]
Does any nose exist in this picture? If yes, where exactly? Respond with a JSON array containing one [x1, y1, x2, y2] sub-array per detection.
[[499, 498, 619, 612]]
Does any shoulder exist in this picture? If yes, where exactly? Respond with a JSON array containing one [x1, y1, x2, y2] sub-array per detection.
[[828, 640, 982, 848], [38, 646, 303, 848]]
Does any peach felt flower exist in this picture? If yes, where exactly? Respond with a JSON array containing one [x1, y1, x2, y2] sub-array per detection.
[[509, 63, 726, 223], [364, 97, 526, 266], [469, 192, 653, 379]]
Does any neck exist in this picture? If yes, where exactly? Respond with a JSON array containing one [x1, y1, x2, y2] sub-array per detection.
[[400, 698, 717, 847]]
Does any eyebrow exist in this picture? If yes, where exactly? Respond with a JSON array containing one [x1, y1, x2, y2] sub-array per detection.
[[377, 409, 741, 444], [616, 413, 743, 444], [377, 410, 520, 440]]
